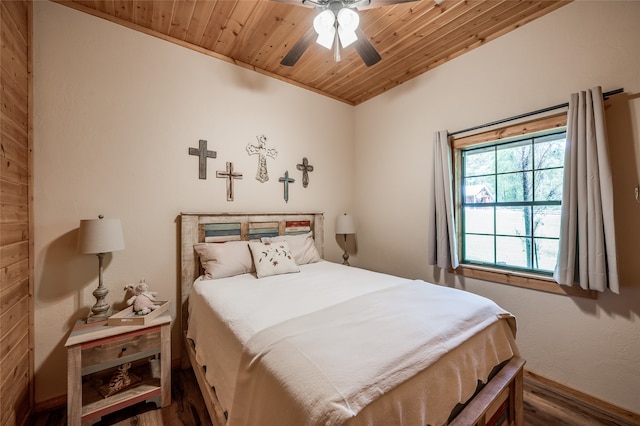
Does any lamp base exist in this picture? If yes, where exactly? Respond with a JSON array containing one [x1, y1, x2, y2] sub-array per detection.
[[86, 306, 113, 324], [341, 233, 350, 266], [87, 252, 113, 323], [342, 250, 350, 266]]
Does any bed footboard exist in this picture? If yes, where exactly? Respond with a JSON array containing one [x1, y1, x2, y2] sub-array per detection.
[[450, 357, 525, 426], [184, 335, 524, 426]]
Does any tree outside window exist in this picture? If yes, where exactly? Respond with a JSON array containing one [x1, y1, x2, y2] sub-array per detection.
[[461, 131, 565, 274]]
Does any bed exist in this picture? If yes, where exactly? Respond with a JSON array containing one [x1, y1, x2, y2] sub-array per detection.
[[180, 212, 525, 426]]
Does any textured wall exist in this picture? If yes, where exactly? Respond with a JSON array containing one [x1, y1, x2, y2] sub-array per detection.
[[33, 1, 354, 403], [354, 0, 640, 413]]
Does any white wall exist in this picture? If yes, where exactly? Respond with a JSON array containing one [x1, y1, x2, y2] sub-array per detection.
[[354, 0, 640, 413], [34, 0, 640, 414], [33, 2, 354, 403]]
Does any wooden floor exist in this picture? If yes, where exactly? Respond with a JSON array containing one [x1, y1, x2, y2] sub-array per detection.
[[32, 368, 635, 426], [523, 379, 637, 426], [31, 369, 213, 426]]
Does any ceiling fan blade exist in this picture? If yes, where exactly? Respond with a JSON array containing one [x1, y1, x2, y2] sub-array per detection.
[[281, 26, 317, 67], [353, 27, 381, 67]]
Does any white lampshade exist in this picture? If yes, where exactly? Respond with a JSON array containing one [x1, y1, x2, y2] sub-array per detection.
[[336, 214, 356, 235], [337, 8, 359, 48], [338, 27, 358, 48], [314, 10, 336, 49], [337, 8, 359, 31], [78, 217, 125, 254]]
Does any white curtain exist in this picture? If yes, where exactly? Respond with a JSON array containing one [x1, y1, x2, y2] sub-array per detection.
[[427, 130, 459, 269], [554, 87, 619, 293]]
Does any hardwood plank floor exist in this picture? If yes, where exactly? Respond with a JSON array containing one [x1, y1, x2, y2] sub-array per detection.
[[32, 368, 636, 425], [523, 379, 637, 426], [31, 369, 213, 426]]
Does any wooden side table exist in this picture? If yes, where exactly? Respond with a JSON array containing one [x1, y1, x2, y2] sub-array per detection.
[[65, 313, 171, 425]]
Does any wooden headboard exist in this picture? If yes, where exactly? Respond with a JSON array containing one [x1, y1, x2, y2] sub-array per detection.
[[180, 212, 324, 333]]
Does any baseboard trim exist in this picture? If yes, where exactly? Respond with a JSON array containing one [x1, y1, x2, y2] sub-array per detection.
[[33, 394, 67, 414], [524, 370, 640, 425]]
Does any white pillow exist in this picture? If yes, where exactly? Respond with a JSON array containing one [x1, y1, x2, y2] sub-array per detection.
[[261, 232, 321, 265], [249, 241, 300, 278], [194, 241, 254, 279]]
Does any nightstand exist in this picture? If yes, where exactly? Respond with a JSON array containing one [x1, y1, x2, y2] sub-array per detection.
[[65, 313, 171, 425]]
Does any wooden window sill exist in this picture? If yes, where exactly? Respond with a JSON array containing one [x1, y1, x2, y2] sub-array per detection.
[[450, 264, 598, 299]]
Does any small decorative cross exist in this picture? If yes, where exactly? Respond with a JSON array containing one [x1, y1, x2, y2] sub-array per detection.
[[188, 139, 217, 179], [278, 170, 295, 203], [216, 162, 243, 201], [246, 135, 278, 183], [296, 157, 314, 188]]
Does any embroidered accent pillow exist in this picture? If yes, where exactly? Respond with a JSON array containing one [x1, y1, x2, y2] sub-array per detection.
[[261, 231, 321, 265], [249, 241, 300, 278]]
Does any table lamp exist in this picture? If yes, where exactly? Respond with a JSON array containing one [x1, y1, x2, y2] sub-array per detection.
[[336, 213, 356, 266], [77, 215, 125, 323]]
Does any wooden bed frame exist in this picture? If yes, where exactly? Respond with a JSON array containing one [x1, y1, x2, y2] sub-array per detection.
[[180, 212, 524, 426]]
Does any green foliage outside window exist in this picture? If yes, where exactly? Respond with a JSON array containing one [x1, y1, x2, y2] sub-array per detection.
[[461, 131, 566, 273]]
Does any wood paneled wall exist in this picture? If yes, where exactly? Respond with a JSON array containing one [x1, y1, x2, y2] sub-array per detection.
[[0, 1, 32, 425]]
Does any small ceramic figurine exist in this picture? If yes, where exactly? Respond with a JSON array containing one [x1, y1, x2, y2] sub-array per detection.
[[124, 280, 159, 315]]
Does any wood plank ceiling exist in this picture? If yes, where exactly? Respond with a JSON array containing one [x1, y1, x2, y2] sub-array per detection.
[[56, 0, 571, 105]]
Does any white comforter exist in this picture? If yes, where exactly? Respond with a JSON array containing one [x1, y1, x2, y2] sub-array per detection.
[[187, 261, 518, 426]]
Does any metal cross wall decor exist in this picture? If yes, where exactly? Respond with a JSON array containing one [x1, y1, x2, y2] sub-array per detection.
[[216, 162, 243, 201], [246, 135, 278, 183], [188, 139, 217, 179], [278, 170, 295, 203], [296, 157, 314, 188]]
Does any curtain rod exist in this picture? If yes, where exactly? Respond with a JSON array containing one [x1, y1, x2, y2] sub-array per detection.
[[449, 88, 624, 137]]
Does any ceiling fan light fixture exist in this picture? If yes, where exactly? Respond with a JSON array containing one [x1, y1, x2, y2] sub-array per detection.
[[337, 8, 359, 47], [314, 10, 337, 49], [337, 7, 359, 31], [338, 26, 358, 48]]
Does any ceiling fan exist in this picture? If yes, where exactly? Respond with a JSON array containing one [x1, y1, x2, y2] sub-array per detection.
[[276, 0, 418, 67]]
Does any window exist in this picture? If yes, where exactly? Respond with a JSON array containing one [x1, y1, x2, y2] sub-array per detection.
[[461, 131, 565, 274], [451, 114, 597, 298]]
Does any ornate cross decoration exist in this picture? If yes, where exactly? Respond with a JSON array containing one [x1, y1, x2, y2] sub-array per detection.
[[216, 162, 243, 201], [246, 135, 278, 183], [278, 170, 295, 203], [188, 139, 217, 179], [296, 157, 314, 188]]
